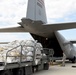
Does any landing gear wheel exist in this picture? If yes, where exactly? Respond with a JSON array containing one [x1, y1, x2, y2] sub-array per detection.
[[14, 68, 24, 75], [1, 70, 12, 75], [43, 63, 49, 70], [72, 57, 76, 63]]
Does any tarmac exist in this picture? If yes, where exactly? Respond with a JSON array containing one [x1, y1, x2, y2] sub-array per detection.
[[33, 61, 76, 75]]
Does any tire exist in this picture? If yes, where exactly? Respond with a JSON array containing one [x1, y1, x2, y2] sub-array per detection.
[[32, 66, 38, 73], [72, 60, 75, 63], [72, 57, 76, 63], [1, 70, 12, 75], [43, 63, 49, 70], [14, 68, 24, 75], [36, 65, 38, 72]]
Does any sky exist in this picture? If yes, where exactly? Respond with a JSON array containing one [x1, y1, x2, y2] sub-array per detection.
[[0, 0, 76, 42]]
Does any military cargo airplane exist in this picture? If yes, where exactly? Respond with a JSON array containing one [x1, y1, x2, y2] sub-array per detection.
[[0, 0, 76, 62]]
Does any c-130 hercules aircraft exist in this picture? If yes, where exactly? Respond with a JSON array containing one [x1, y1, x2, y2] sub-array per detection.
[[0, 0, 76, 62]]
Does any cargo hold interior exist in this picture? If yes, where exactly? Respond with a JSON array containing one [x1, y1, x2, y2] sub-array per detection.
[[31, 34, 63, 57]]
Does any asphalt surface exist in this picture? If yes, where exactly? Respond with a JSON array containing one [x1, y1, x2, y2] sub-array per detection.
[[33, 62, 76, 75]]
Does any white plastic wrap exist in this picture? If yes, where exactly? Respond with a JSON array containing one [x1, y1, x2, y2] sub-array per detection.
[[0, 40, 43, 63], [7, 40, 20, 49], [35, 48, 42, 59], [25, 40, 36, 47], [36, 43, 43, 48], [8, 50, 20, 56], [35, 59, 40, 65], [26, 47, 34, 52], [0, 47, 5, 52], [22, 56, 27, 61], [27, 52, 33, 56], [7, 57, 16, 63], [0, 54, 6, 62], [26, 56, 33, 61], [22, 50, 27, 55], [20, 40, 26, 45]]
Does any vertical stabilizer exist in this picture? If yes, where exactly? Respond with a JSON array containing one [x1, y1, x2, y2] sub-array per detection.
[[26, 0, 47, 23]]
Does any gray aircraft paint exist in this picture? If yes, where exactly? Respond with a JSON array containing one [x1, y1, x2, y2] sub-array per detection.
[[0, 0, 76, 60], [26, 0, 47, 23], [55, 31, 76, 58]]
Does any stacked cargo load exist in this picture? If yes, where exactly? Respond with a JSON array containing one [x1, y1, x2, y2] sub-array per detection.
[[0, 40, 43, 64]]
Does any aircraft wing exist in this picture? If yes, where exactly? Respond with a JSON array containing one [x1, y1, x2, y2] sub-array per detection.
[[0, 26, 25, 32]]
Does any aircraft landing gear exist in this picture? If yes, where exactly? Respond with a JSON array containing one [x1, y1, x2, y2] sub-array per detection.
[[72, 57, 76, 63]]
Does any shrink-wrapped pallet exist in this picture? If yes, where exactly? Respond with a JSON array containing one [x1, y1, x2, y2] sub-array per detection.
[[0, 40, 43, 63], [36, 43, 43, 48], [7, 40, 20, 49], [26, 56, 33, 61], [22, 56, 27, 62], [0, 47, 5, 52], [26, 47, 34, 52], [35, 59, 40, 65], [7, 57, 18, 63], [35, 48, 42, 59], [25, 40, 37, 47], [0, 53, 6, 62], [27, 52, 33, 57], [20, 40, 26, 45], [34, 42, 42, 59], [8, 50, 20, 56], [22, 50, 27, 55], [36, 43, 43, 51]]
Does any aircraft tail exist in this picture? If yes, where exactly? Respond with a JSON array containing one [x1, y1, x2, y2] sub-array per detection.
[[26, 0, 47, 23]]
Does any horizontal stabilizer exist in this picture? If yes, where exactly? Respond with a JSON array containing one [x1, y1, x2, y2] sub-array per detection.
[[63, 42, 71, 46], [0, 42, 9, 44], [44, 22, 76, 31], [70, 41, 76, 43], [0, 26, 25, 32]]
